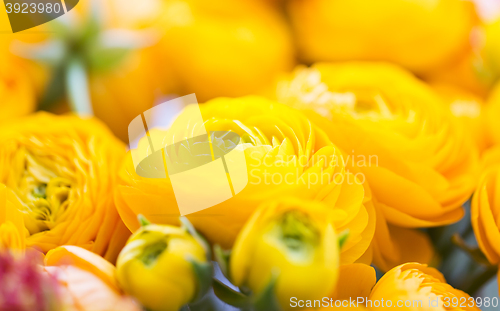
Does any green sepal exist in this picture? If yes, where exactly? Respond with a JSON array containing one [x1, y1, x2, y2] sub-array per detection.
[[180, 216, 211, 259], [138, 214, 152, 227], [338, 229, 350, 249], [213, 275, 282, 311], [252, 274, 282, 311], [213, 244, 231, 278], [212, 278, 252, 309], [189, 259, 213, 302]]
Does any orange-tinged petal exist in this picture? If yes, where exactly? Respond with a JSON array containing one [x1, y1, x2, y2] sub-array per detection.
[[45, 246, 120, 291], [471, 166, 500, 264], [331, 264, 376, 301], [44, 265, 141, 311]]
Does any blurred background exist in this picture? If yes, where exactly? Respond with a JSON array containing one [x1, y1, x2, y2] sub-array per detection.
[[1, 0, 500, 142], [2, 0, 500, 309]]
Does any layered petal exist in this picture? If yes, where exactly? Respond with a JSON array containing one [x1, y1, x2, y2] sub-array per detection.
[[369, 263, 480, 311], [115, 96, 374, 263], [0, 113, 130, 261], [278, 63, 479, 228]]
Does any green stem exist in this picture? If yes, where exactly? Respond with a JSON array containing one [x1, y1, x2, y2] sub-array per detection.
[[65, 57, 93, 115]]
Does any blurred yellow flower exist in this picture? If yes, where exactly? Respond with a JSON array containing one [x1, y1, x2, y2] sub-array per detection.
[[0, 113, 129, 262], [116, 222, 208, 311], [0, 184, 26, 251], [369, 263, 480, 311], [287, 0, 476, 74], [478, 145, 500, 172], [300, 263, 376, 310], [76, 0, 179, 142], [481, 18, 500, 81], [432, 83, 487, 152], [278, 63, 479, 228], [116, 97, 375, 263], [370, 200, 434, 272], [88, 47, 174, 142], [424, 44, 491, 99], [332, 263, 376, 302], [230, 198, 339, 310], [0, 47, 36, 123], [158, 0, 295, 101], [10, 0, 178, 142], [485, 82, 500, 146], [471, 151, 500, 264], [45, 245, 142, 311]]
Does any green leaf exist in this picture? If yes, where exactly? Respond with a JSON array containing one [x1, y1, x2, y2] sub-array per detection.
[[213, 245, 231, 278], [79, 2, 102, 46], [189, 260, 213, 302], [212, 278, 252, 309], [252, 274, 282, 311], [338, 229, 350, 249], [137, 214, 152, 227]]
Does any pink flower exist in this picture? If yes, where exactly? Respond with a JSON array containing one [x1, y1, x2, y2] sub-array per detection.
[[0, 251, 61, 311]]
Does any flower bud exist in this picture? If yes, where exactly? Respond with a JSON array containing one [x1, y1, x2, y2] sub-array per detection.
[[116, 221, 210, 311], [230, 198, 339, 310]]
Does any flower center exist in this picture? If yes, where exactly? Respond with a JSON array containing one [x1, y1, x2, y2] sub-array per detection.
[[10, 148, 72, 235], [139, 240, 168, 267], [265, 211, 320, 262]]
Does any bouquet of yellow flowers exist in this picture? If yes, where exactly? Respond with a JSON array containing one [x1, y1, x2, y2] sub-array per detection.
[[2, 0, 500, 310]]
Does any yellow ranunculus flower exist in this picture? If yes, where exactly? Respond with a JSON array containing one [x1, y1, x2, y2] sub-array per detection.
[[0, 47, 36, 123], [0, 184, 26, 251], [371, 200, 434, 272], [481, 18, 500, 81], [424, 44, 491, 99], [157, 0, 294, 101], [230, 198, 339, 310], [287, 0, 476, 74], [485, 82, 500, 146], [432, 83, 487, 152], [0, 113, 129, 262], [115, 97, 375, 263], [471, 151, 500, 264], [305, 263, 375, 310], [278, 63, 479, 228], [73, 0, 179, 142], [116, 222, 208, 311], [88, 47, 174, 142], [369, 263, 480, 311]]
